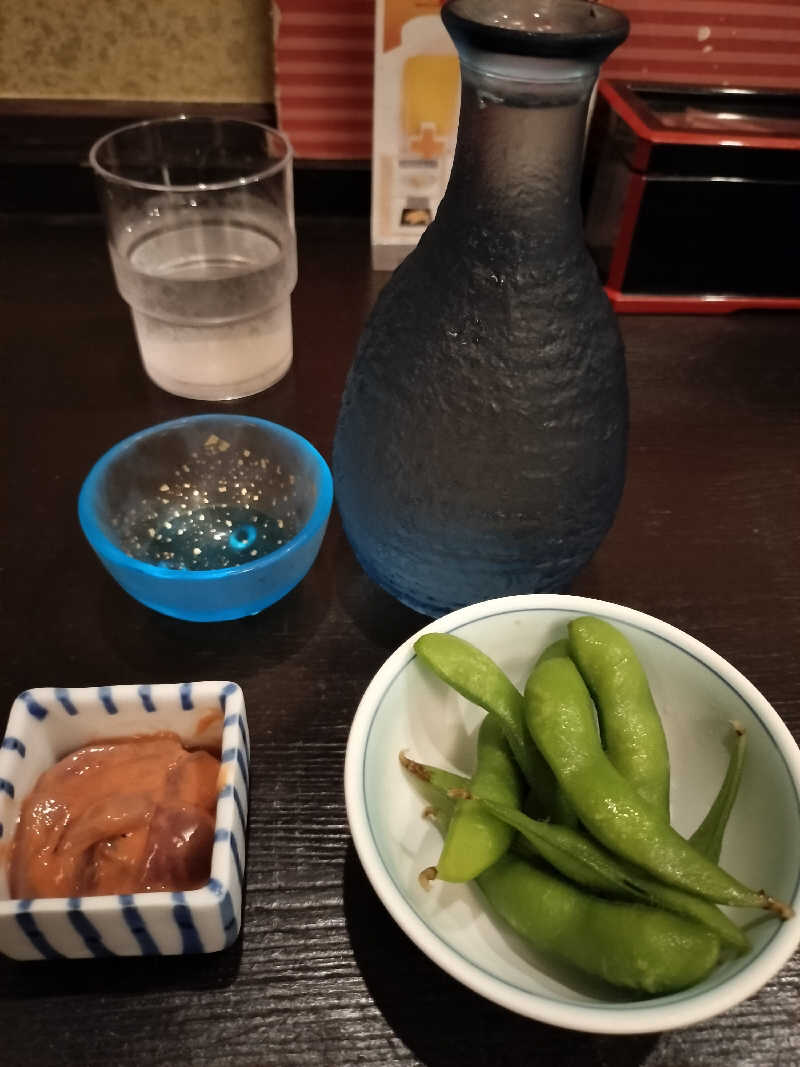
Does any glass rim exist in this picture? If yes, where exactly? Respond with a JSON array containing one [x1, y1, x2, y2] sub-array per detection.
[[88, 113, 293, 193], [442, 0, 629, 61]]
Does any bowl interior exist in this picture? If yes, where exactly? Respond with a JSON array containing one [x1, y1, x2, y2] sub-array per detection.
[[355, 599, 800, 1030], [87, 416, 322, 571]]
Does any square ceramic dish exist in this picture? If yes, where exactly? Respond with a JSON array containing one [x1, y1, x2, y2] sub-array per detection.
[[0, 680, 249, 960], [344, 594, 800, 1034]]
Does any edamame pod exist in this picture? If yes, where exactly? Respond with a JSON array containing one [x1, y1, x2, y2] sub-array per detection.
[[414, 633, 572, 823], [481, 799, 749, 954], [400, 754, 747, 954], [535, 638, 572, 664], [478, 855, 722, 995], [524, 657, 792, 917], [568, 616, 670, 816], [485, 799, 645, 898], [434, 716, 523, 883], [690, 722, 747, 862]]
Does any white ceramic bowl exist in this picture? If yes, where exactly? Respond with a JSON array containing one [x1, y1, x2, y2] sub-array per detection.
[[0, 680, 249, 960], [344, 594, 800, 1034]]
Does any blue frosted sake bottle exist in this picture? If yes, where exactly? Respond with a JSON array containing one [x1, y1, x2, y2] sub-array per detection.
[[334, 1, 630, 617]]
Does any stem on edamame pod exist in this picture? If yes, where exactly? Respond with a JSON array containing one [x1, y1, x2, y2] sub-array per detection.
[[690, 722, 747, 863]]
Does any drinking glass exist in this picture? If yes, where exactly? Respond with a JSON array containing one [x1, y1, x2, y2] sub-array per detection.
[[90, 116, 296, 401]]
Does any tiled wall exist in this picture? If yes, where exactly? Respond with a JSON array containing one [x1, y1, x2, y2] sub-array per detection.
[[0, 0, 274, 103]]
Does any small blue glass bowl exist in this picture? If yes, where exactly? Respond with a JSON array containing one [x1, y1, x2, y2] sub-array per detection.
[[78, 414, 333, 622]]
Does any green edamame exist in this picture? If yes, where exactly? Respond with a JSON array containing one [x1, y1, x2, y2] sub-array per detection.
[[432, 715, 523, 883], [413, 766, 728, 992], [690, 722, 747, 862], [535, 638, 572, 665], [524, 656, 792, 917], [480, 799, 749, 954], [399, 751, 748, 954], [478, 854, 722, 995], [414, 633, 573, 824], [568, 616, 670, 816]]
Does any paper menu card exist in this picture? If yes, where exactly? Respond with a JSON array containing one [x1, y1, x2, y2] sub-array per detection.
[[371, 0, 459, 270]]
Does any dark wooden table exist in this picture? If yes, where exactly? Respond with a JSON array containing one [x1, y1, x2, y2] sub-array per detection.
[[1, 215, 799, 1066]]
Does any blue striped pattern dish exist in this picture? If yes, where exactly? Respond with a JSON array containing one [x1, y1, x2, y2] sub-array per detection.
[[0, 680, 249, 961]]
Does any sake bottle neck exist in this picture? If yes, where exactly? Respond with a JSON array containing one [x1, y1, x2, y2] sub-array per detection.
[[438, 52, 597, 251]]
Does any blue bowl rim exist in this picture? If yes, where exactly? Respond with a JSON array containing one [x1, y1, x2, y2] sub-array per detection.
[[77, 414, 334, 583]]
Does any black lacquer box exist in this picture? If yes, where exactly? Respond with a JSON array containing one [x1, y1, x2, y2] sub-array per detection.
[[584, 81, 800, 314]]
